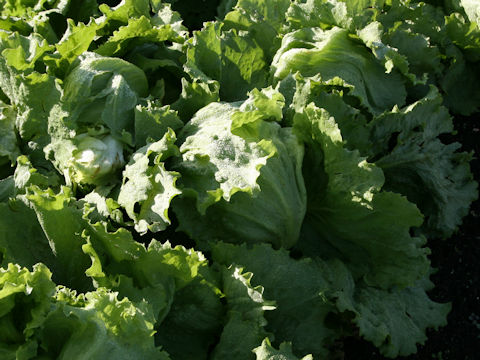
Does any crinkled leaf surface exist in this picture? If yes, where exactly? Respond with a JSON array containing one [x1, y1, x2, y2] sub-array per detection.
[[293, 104, 429, 289], [211, 242, 347, 358], [335, 277, 451, 358], [25, 186, 92, 291], [185, 21, 268, 101], [211, 265, 275, 360], [367, 89, 478, 238], [173, 89, 306, 249], [118, 129, 181, 234], [272, 26, 407, 114], [253, 338, 313, 360]]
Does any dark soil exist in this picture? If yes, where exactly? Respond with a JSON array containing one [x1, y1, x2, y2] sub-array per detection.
[[343, 115, 480, 359]]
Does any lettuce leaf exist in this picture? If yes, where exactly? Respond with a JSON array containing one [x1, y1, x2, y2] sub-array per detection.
[[172, 88, 306, 249]]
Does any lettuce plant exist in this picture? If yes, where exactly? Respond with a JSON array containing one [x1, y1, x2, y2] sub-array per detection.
[[0, 0, 478, 359]]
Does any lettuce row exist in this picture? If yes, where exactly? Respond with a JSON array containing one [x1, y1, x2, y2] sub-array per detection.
[[0, 0, 477, 359]]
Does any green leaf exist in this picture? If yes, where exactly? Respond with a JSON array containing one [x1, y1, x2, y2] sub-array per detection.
[[45, 18, 101, 76], [82, 220, 213, 324], [43, 287, 169, 360], [99, 0, 150, 23], [253, 338, 313, 360], [185, 21, 268, 101], [154, 275, 223, 360], [0, 262, 167, 359], [14, 155, 61, 194], [272, 26, 406, 114], [368, 88, 478, 238], [81, 187, 123, 224], [211, 242, 347, 358], [60, 52, 148, 129], [357, 21, 423, 84], [172, 90, 306, 249], [0, 176, 14, 202], [171, 77, 220, 120], [294, 104, 429, 289], [25, 186, 92, 291], [134, 100, 183, 147], [286, 0, 382, 32], [440, 45, 480, 115], [223, 0, 291, 60], [117, 129, 182, 234], [446, 13, 480, 60], [0, 263, 55, 355], [335, 277, 451, 358], [211, 266, 275, 360], [0, 31, 53, 71], [173, 100, 274, 213], [0, 102, 19, 165], [0, 62, 61, 144], [0, 199, 55, 272], [96, 16, 185, 57], [81, 224, 175, 322], [279, 73, 371, 150]]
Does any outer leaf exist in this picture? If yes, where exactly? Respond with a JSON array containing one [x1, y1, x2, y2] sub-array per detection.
[[440, 44, 480, 115], [294, 104, 429, 289], [154, 274, 223, 360], [185, 21, 268, 101], [83, 223, 204, 290], [82, 224, 175, 322], [13, 155, 61, 194], [134, 100, 183, 147], [211, 242, 348, 358], [446, 12, 480, 60], [173, 89, 306, 249], [25, 186, 92, 291], [1, 0, 52, 17], [173, 101, 274, 213], [272, 26, 406, 115], [0, 176, 14, 202], [0, 58, 61, 144], [82, 222, 216, 326], [0, 32, 53, 71], [95, 16, 185, 57], [81, 187, 123, 224], [223, 0, 291, 60], [0, 102, 19, 165], [286, 73, 477, 239], [286, 0, 383, 32], [40, 287, 169, 360], [0, 262, 168, 359], [335, 277, 451, 358], [171, 77, 220, 121], [279, 73, 371, 150], [99, 0, 150, 23], [253, 338, 313, 360], [45, 18, 101, 76], [368, 88, 478, 238], [0, 161, 60, 274], [211, 266, 275, 360], [0, 263, 55, 357], [357, 21, 422, 84], [60, 52, 148, 132], [118, 129, 182, 234], [83, 232, 222, 359], [87, 241, 223, 360]]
